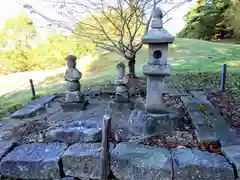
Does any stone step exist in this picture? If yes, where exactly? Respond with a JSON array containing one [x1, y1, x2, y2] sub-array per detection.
[[11, 95, 56, 118], [0, 142, 68, 179], [172, 148, 235, 180], [111, 142, 172, 180]]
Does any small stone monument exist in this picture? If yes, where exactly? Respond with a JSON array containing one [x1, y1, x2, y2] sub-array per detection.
[[62, 55, 88, 111], [114, 62, 130, 102], [142, 7, 174, 113]]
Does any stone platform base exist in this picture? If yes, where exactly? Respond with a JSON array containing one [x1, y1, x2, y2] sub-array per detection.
[[61, 100, 89, 112], [128, 110, 183, 136]]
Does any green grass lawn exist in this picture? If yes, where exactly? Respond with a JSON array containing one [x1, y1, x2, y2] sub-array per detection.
[[1, 38, 240, 118]]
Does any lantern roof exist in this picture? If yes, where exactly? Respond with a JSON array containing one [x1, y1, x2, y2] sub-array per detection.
[[142, 7, 174, 44]]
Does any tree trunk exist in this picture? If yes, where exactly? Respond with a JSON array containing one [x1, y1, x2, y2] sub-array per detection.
[[128, 57, 136, 78]]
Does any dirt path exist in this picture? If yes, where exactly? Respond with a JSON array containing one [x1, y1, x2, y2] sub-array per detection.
[[0, 55, 94, 96]]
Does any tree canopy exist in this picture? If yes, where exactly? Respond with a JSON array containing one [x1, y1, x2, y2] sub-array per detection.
[[178, 0, 240, 40], [0, 13, 95, 75]]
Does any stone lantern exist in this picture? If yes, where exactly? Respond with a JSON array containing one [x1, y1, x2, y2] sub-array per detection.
[[142, 7, 174, 113]]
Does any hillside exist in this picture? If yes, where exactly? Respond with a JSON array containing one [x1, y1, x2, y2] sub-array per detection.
[[0, 38, 240, 118]]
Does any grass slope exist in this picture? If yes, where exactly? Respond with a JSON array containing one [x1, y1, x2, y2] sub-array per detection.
[[0, 38, 240, 118]]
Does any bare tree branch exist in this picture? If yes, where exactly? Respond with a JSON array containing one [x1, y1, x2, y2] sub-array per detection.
[[23, 0, 191, 75]]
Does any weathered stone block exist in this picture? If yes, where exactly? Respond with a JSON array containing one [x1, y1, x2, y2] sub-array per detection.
[[221, 145, 240, 178], [66, 81, 80, 91], [194, 126, 218, 143], [65, 91, 83, 103], [11, 95, 56, 118], [128, 110, 180, 135], [188, 110, 210, 128], [0, 142, 68, 179], [111, 142, 172, 180], [46, 126, 101, 144], [61, 100, 88, 112], [146, 113, 172, 134], [145, 76, 168, 113], [0, 141, 13, 160], [128, 110, 147, 135], [142, 63, 171, 76], [172, 148, 234, 180], [62, 143, 114, 179]]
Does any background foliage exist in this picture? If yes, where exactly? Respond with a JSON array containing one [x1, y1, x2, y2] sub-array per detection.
[[0, 14, 96, 75], [178, 0, 240, 40]]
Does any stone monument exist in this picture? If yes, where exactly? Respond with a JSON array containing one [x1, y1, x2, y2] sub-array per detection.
[[128, 7, 176, 135], [142, 7, 174, 113], [114, 62, 130, 102], [62, 55, 88, 111]]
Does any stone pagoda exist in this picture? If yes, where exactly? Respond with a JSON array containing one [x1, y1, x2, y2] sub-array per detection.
[[114, 62, 130, 103], [142, 7, 174, 113], [61, 55, 88, 111]]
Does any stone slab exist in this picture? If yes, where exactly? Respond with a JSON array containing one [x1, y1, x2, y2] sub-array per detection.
[[221, 145, 240, 178], [46, 126, 101, 144], [190, 91, 209, 102], [0, 142, 68, 179], [101, 88, 115, 95], [128, 110, 147, 135], [108, 101, 134, 112], [218, 130, 240, 147], [11, 95, 56, 118], [62, 143, 114, 179], [208, 114, 240, 146], [0, 141, 13, 160], [187, 110, 210, 128], [146, 113, 173, 134], [172, 148, 235, 180], [194, 126, 218, 143], [180, 96, 200, 111], [61, 100, 89, 112], [111, 142, 172, 180], [128, 110, 182, 135]]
